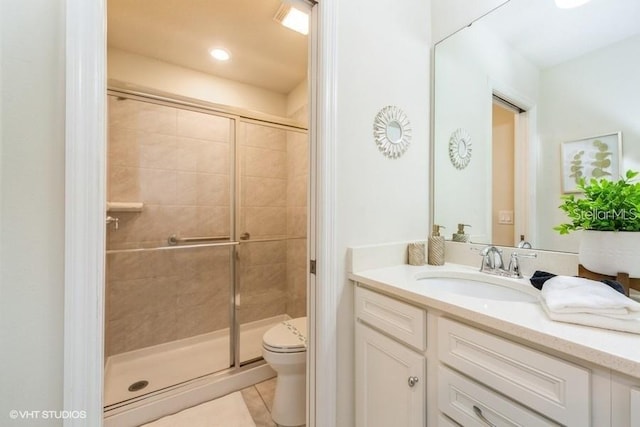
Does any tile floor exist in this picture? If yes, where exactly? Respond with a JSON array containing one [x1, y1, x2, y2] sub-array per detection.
[[240, 378, 278, 427]]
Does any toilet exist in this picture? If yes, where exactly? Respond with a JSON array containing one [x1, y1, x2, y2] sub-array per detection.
[[262, 317, 307, 427]]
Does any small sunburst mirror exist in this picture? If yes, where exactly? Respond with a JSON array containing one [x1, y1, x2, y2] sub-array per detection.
[[449, 128, 472, 169], [373, 106, 412, 159]]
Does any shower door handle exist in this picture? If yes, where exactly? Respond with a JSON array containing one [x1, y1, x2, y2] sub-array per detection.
[[167, 234, 231, 246]]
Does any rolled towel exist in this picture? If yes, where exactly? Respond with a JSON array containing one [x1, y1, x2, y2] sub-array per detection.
[[529, 270, 625, 294], [539, 297, 640, 334], [541, 276, 640, 319]]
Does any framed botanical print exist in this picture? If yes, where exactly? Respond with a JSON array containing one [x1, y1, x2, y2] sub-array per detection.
[[560, 132, 622, 193]]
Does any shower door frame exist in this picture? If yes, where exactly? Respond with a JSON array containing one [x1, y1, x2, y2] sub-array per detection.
[[102, 88, 309, 399], [234, 117, 310, 368], [64, 1, 338, 427], [104, 90, 240, 392]]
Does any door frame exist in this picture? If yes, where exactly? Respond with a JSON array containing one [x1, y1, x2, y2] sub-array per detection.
[[491, 83, 537, 247], [63, 1, 338, 427]]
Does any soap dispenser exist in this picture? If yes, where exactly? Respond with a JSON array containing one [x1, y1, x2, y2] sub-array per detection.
[[428, 224, 445, 266], [452, 224, 471, 243]]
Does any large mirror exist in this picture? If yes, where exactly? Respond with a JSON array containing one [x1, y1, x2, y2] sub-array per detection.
[[433, 0, 640, 253]]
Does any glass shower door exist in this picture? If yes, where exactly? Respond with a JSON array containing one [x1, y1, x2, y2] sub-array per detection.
[[236, 120, 308, 364], [104, 95, 236, 406]]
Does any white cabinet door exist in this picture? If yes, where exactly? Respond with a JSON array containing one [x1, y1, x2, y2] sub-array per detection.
[[611, 372, 640, 427], [355, 322, 426, 427], [631, 387, 640, 427]]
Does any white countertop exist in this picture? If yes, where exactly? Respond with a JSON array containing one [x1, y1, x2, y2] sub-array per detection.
[[349, 262, 640, 378]]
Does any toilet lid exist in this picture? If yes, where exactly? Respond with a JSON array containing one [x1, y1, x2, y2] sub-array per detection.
[[263, 317, 307, 353]]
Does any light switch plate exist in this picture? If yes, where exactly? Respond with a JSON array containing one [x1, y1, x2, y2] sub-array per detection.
[[498, 210, 514, 225]]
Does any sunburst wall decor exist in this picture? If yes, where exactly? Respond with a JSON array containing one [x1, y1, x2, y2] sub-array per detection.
[[373, 106, 412, 159]]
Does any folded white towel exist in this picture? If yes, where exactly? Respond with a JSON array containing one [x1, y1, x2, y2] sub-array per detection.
[[541, 276, 640, 319], [540, 297, 640, 334]]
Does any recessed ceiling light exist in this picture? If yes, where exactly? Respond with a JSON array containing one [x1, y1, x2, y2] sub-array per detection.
[[274, 4, 309, 35], [209, 48, 231, 61], [554, 0, 590, 9]]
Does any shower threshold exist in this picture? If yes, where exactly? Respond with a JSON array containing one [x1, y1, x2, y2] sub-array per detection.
[[104, 314, 288, 407]]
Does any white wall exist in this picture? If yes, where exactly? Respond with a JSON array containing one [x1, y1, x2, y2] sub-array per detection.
[[334, 3, 516, 424], [334, 0, 431, 425], [286, 79, 308, 118], [433, 23, 539, 243], [108, 48, 288, 117], [536, 34, 640, 251], [0, 0, 66, 422], [431, 0, 507, 43]]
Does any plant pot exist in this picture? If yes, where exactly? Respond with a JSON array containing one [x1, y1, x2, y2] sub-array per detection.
[[578, 230, 640, 277]]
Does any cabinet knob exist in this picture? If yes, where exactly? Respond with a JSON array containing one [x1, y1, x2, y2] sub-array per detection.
[[407, 376, 419, 387]]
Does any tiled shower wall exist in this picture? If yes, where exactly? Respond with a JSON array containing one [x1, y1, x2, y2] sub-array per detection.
[[106, 96, 308, 356], [238, 123, 288, 325], [286, 105, 309, 319], [106, 96, 233, 355], [237, 121, 308, 323]]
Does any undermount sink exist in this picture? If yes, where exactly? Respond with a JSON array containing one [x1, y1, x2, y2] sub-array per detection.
[[417, 277, 538, 302]]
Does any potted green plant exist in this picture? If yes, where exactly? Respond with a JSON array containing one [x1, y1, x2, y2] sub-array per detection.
[[555, 170, 640, 276]]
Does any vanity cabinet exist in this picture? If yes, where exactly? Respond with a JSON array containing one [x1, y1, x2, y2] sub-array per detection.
[[353, 283, 640, 427], [355, 286, 427, 427]]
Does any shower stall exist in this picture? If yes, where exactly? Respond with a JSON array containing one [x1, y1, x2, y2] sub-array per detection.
[[103, 91, 308, 411]]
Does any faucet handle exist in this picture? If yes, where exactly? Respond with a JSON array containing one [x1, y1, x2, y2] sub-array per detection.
[[479, 246, 502, 256], [507, 251, 537, 278], [510, 251, 537, 260]]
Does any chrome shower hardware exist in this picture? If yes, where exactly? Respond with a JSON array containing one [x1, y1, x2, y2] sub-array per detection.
[[106, 216, 119, 230]]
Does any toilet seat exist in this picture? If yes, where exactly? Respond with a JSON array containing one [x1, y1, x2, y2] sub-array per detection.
[[263, 318, 307, 354]]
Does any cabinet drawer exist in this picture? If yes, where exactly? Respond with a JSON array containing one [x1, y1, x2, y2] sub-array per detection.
[[439, 366, 560, 427], [355, 286, 426, 350], [438, 413, 461, 427], [438, 318, 590, 426]]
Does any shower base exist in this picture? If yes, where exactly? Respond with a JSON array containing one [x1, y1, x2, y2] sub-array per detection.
[[104, 315, 288, 407]]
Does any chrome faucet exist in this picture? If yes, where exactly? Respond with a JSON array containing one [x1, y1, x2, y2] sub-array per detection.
[[479, 246, 504, 273], [517, 240, 532, 249], [478, 246, 537, 278]]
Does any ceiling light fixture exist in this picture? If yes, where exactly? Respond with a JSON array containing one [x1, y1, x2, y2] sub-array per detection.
[[209, 48, 231, 61], [554, 0, 590, 9], [274, 3, 309, 35]]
